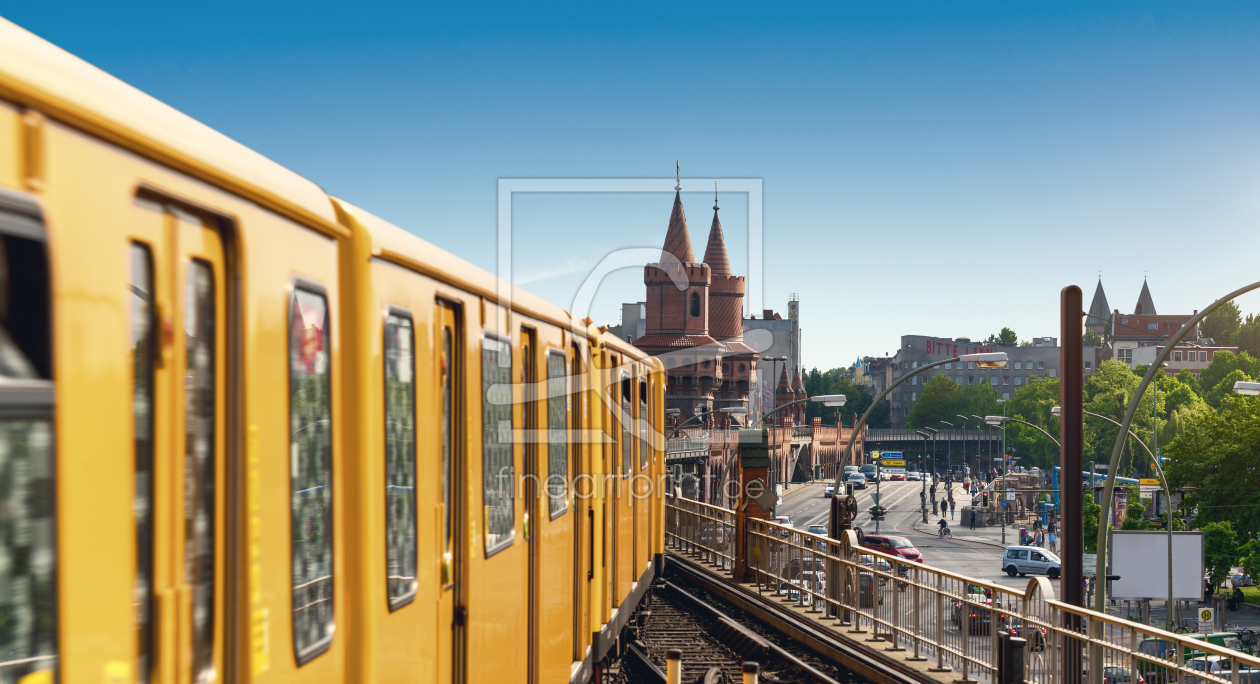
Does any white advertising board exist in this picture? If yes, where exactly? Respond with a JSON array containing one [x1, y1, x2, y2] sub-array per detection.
[[1108, 530, 1204, 600]]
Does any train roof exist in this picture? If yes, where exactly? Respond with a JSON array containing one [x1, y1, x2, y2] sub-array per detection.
[[0, 18, 340, 234], [331, 197, 601, 338]]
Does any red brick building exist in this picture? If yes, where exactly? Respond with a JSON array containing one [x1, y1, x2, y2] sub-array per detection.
[[633, 183, 759, 426]]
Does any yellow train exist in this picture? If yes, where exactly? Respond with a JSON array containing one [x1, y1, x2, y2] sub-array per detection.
[[0, 18, 664, 684]]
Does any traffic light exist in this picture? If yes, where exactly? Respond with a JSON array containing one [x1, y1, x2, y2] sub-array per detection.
[[982, 492, 989, 507]]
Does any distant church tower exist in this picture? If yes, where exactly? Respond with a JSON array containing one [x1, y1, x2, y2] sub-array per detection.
[[1086, 277, 1110, 336]]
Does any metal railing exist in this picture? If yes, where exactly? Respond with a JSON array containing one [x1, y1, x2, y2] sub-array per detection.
[[664, 496, 736, 571], [665, 496, 1260, 684]]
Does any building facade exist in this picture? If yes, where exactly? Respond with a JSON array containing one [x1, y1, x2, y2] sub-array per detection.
[[628, 184, 760, 425]]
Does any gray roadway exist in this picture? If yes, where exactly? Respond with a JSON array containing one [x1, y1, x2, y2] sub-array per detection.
[[774, 480, 1063, 600]]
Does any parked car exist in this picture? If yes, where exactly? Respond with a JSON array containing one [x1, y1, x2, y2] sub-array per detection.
[[824, 483, 835, 498], [1002, 546, 1061, 578], [1233, 572, 1257, 587], [847, 473, 867, 490], [860, 464, 878, 481], [860, 534, 924, 563]]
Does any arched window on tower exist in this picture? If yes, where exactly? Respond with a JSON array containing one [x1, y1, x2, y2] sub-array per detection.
[[690, 293, 700, 318]]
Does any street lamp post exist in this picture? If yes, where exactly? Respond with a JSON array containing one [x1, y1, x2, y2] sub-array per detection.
[[940, 421, 954, 474], [993, 399, 1008, 544], [1091, 280, 1260, 680], [957, 415, 973, 476], [1053, 404, 1175, 627]]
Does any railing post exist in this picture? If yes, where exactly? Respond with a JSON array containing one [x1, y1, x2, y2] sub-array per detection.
[[930, 573, 951, 673], [908, 565, 926, 662]]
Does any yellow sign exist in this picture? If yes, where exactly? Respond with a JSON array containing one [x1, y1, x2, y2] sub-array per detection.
[[881, 460, 906, 466], [1139, 478, 1161, 486]]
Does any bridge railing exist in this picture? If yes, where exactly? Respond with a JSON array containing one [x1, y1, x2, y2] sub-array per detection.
[[666, 498, 1258, 684], [664, 495, 736, 571]]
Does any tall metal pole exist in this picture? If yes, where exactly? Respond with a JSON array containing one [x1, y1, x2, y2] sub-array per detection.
[[1060, 286, 1084, 684]]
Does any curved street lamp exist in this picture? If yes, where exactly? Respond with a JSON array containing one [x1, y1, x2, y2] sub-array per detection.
[[1053, 404, 1175, 626], [1090, 279, 1260, 654]]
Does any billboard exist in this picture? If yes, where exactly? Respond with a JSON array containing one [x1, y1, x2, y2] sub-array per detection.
[[1108, 530, 1204, 600]]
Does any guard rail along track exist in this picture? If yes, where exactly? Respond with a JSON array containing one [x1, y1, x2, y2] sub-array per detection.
[[666, 494, 1260, 684]]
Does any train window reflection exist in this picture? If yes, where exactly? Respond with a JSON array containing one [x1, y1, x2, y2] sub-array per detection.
[[384, 311, 417, 607], [185, 260, 216, 684], [289, 287, 334, 662], [0, 420, 57, 681], [481, 334, 514, 554], [130, 244, 155, 684], [546, 351, 567, 518]]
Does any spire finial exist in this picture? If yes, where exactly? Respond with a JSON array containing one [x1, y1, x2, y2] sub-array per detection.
[[675, 161, 681, 192], [713, 181, 719, 211]]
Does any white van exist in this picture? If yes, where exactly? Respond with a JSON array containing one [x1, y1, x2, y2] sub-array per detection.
[[1002, 546, 1061, 578]]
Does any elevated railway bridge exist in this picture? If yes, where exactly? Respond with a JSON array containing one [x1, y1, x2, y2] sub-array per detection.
[[645, 494, 1260, 684]]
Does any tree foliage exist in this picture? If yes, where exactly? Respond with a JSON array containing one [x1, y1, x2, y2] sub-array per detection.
[[1164, 395, 1260, 542], [983, 327, 1019, 347], [1120, 487, 1150, 530], [1083, 331, 1103, 347], [1201, 301, 1242, 346], [803, 368, 891, 428], [1201, 521, 1239, 586]]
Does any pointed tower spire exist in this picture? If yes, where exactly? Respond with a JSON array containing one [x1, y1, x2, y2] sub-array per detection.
[[703, 181, 732, 276], [660, 162, 695, 264], [777, 365, 791, 391], [1134, 278, 1157, 316], [1086, 276, 1110, 330]]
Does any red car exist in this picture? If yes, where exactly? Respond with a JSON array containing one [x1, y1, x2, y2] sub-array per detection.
[[860, 535, 924, 563], [888, 473, 906, 481]]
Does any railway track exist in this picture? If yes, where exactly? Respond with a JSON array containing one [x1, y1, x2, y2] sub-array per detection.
[[613, 570, 857, 684]]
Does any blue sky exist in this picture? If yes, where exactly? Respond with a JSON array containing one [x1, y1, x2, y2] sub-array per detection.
[[11, 3, 1260, 368]]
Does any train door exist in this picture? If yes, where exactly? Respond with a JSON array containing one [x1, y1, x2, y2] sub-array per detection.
[[133, 204, 228, 684], [519, 328, 539, 684], [618, 371, 632, 599], [604, 353, 617, 613], [435, 302, 465, 684]]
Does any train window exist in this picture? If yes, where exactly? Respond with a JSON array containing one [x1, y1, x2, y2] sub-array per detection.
[[130, 244, 155, 683], [639, 380, 648, 471], [185, 260, 216, 682], [621, 376, 631, 477], [546, 350, 568, 518], [288, 287, 334, 663], [384, 310, 417, 608], [0, 188, 56, 681], [481, 334, 514, 554]]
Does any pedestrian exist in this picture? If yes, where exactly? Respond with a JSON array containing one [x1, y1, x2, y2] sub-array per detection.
[[949, 499, 956, 519], [1048, 531, 1058, 555], [940, 499, 947, 517], [970, 507, 977, 530]]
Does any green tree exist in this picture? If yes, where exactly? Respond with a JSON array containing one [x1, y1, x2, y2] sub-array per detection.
[[1083, 360, 1152, 476], [1164, 394, 1260, 541], [1201, 521, 1239, 587], [983, 328, 1019, 347], [802, 367, 891, 428], [1006, 377, 1061, 470], [1175, 368, 1202, 396], [1120, 487, 1150, 530], [1238, 314, 1260, 359], [906, 374, 960, 428], [1201, 301, 1242, 346], [1082, 492, 1109, 554], [1205, 369, 1254, 410], [1200, 350, 1260, 395], [1083, 331, 1103, 347]]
